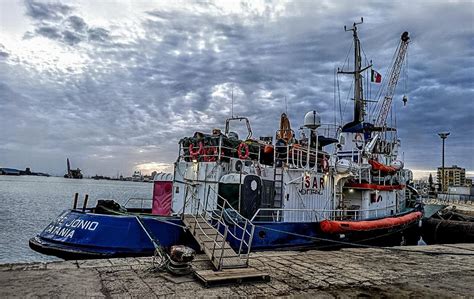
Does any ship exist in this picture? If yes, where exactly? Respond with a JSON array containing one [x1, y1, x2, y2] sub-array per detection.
[[63, 158, 83, 179], [30, 20, 422, 270]]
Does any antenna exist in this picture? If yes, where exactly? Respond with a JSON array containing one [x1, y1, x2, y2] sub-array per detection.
[[231, 85, 234, 118], [344, 17, 363, 32], [285, 96, 288, 115]]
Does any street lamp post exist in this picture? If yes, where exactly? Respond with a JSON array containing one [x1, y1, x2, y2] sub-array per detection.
[[438, 132, 450, 193]]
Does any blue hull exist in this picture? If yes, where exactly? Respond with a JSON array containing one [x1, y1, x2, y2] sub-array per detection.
[[30, 210, 193, 259], [30, 209, 421, 259]]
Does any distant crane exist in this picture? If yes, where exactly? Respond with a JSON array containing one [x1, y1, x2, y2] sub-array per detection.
[[375, 32, 410, 128]]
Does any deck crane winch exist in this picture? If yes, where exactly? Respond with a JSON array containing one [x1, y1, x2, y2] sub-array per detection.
[[374, 32, 410, 128]]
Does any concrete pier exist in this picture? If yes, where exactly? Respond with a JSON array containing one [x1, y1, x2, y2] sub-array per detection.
[[1, 244, 473, 297]]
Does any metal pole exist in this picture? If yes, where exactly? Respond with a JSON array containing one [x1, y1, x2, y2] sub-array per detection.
[[73, 193, 78, 209], [82, 194, 88, 212], [442, 137, 445, 193], [438, 132, 449, 193]]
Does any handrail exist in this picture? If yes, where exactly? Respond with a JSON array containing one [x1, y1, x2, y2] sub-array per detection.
[[123, 197, 152, 209], [180, 138, 333, 172], [182, 182, 255, 269], [180, 143, 261, 163], [250, 206, 398, 222]]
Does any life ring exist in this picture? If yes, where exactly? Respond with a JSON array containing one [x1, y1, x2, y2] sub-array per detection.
[[189, 142, 203, 159], [322, 157, 329, 172], [354, 133, 363, 150], [237, 143, 250, 160], [204, 146, 218, 162]]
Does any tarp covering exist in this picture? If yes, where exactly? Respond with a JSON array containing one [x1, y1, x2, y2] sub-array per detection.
[[152, 181, 173, 216]]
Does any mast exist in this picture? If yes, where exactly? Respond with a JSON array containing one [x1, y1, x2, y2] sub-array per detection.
[[352, 24, 364, 123], [347, 18, 364, 123], [340, 18, 371, 127]]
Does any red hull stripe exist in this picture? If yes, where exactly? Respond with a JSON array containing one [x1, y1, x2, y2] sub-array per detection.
[[345, 183, 405, 191], [320, 211, 422, 234]]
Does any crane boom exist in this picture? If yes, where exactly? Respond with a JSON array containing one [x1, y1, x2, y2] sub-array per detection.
[[375, 32, 410, 127]]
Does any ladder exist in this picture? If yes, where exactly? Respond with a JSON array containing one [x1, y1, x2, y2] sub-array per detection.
[[273, 167, 284, 208]]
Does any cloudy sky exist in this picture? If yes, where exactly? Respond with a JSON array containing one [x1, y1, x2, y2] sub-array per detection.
[[0, 0, 472, 178]]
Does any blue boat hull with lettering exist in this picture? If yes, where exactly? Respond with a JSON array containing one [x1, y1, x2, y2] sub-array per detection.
[[30, 209, 421, 259], [29, 210, 193, 259]]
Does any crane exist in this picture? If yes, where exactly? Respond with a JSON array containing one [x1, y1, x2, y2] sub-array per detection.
[[375, 32, 410, 128]]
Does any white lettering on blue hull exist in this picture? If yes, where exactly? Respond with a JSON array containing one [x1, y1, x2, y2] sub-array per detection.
[[45, 225, 75, 238], [44, 217, 100, 239]]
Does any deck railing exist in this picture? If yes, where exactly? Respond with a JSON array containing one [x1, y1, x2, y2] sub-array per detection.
[[123, 197, 152, 209], [178, 135, 331, 171], [250, 205, 398, 222]]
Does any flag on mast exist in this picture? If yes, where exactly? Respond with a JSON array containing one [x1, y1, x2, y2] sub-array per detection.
[[371, 69, 382, 83]]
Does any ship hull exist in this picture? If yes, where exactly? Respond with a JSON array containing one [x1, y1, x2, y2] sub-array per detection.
[[30, 209, 422, 260], [29, 210, 193, 259]]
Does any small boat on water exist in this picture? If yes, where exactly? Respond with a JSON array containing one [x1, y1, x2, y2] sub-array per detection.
[[30, 20, 422, 265]]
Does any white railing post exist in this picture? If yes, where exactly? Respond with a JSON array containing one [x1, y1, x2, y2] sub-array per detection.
[[246, 225, 255, 265], [219, 228, 228, 270], [239, 220, 248, 255]]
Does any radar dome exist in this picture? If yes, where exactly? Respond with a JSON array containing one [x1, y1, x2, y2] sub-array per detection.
[[303, 110, 321, 129], [336, 159, 353, 174], [391, 160, 404, 170]]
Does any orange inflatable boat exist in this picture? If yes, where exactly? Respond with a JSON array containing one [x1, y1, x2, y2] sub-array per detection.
[[320, 211, 422, 234]]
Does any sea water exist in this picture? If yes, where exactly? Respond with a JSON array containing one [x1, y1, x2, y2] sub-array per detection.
[[0, 176, 152, 263]]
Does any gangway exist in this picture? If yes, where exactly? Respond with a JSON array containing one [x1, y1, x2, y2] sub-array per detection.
[[181, 184, 269, 285]]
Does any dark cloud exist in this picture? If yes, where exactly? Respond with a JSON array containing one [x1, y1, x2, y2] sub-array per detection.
[[87, 27, 110, 43], [23, 0, 110, 46], [0, 44, 9, 58], [34, 25, 61, 39], [24, 0, 72, 21], [0, 1, 473, 176]]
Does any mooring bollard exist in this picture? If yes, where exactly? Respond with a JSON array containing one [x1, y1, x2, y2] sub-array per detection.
[[73, 193, 79, 209], [82, 194, 89, 212]]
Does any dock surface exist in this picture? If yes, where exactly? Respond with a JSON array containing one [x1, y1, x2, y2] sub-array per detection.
[[1, 244, 474, 297]]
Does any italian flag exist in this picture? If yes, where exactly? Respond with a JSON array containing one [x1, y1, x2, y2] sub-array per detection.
[[371, 69, 382, 83]]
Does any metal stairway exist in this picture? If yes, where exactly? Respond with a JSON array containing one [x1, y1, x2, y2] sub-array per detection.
[[181, 184, 255, 271], [182, 215, 247, 270]]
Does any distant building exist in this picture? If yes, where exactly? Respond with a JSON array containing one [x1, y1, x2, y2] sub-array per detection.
[[437, 165, 467, 192]]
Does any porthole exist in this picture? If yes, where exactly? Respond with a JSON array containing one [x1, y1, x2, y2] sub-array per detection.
[[250, 180, 258, 191]]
